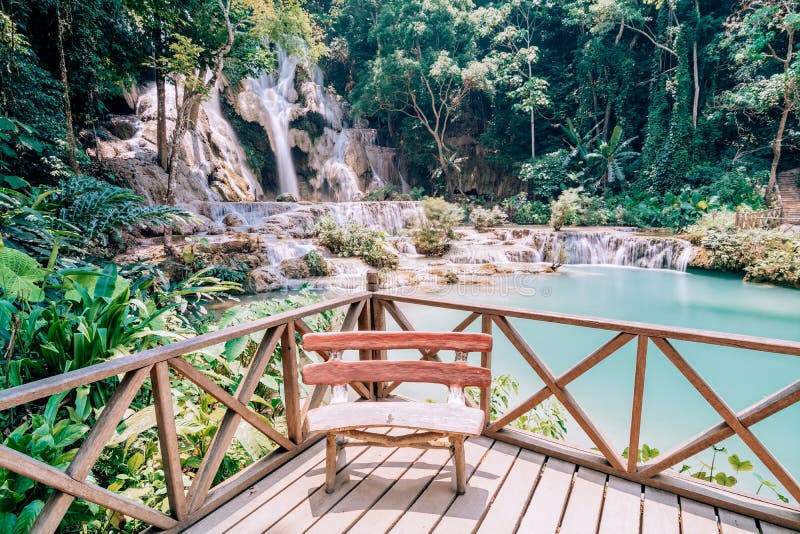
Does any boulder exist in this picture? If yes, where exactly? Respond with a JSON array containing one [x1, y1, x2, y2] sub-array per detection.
[[280, 258, 310, 279], [222, 213, 245, 227], [246, 267, 283, 293]]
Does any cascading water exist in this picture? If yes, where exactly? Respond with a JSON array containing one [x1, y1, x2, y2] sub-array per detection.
[[237, 49, 300, 197], [316, 129, 365, 201], [203, 88, 263, 200], [445, 229, 692, 271]]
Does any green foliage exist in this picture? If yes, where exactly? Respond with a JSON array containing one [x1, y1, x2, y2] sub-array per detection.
[[315, 214, 398, 269], [517, 150, 578, 201], [549, 187, 582, 231], [501, 193, 550, 225], [276, 192, 298, 202], [411, 197, 464, 256], [470, 206, 508, 231], [304, 250, 329, 277]]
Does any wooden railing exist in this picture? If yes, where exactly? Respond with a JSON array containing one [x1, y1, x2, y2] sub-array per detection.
[[0, 273, 799, 531], [735, 207, 783, 229]]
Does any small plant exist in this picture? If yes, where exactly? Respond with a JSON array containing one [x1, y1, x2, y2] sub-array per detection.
[[314, 215, 398, 269], [549, 188, 582, 231], [470, 206, 508, 231], [303, 250, 329, 276], [276, 192, 298, 202], [411, 197, 464, 256]]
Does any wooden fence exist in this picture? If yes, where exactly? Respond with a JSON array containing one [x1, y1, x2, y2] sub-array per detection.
[[735, 208, 784, 229], [0, 274, 799, 531]]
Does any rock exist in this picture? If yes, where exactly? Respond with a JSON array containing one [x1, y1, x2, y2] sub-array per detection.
[[107, 116, 139, 140], [222, 213, 245, 227], [246, 267, 283, 293], [280, 257, 310, 279]]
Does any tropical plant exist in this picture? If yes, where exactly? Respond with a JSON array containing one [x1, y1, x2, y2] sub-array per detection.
[[411, 197, 464, 256], [470, 205, 508, 231], [549, 188, 582, 231], [583, 125, 639, 191]]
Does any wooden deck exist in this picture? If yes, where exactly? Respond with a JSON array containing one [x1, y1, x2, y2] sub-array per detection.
[[183, 432, 796, 534]]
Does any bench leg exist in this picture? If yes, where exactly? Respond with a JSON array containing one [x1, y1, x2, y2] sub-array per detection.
[[450, 435, 466, 495], [325, 433, 337, 494]]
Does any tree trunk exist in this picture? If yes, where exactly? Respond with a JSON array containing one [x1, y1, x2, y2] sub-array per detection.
[[530, 109, 536, 160], [692, 40, 700, 128], [155, 72, 168, 169], [56, 2, 79, 174], [767, 104, 790, 203]]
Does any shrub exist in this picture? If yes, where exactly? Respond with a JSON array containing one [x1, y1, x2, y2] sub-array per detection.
[[549, 188, 582, 231], [411, 197, 464, 256], [276, 192, 298, 202], [470, 206, 508, 231], [314, 214, 398, 269], [518, 150, 577, 201], [501, 193, 550, 225], [303, 250, 329, 276], [573, 193, 610, 226], [362, 184, 400, 201]]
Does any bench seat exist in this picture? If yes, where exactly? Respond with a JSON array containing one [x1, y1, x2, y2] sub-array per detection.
[[307, 401, 485, 436]]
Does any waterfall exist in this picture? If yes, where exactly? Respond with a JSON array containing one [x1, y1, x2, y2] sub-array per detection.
[[203, 89, 263, 200], [316, 129, 365, 201], [208, 200, 424, 235], [327, 201, 423, 234], [238, 48, 300, 197], [442, 230, 692, 271]]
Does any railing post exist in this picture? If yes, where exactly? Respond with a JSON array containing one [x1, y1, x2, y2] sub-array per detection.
[[480, 314, 492, 428], [366, 270, 387, 397], [281, 321, 302, 444]]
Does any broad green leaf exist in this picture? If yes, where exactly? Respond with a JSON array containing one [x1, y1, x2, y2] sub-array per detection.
[[0, 246, 45, 302], [127, 452, 145, 473], [12, 499, 43, 534]]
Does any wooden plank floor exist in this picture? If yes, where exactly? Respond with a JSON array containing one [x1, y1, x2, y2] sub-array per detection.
[[185, 434, 798, 534]]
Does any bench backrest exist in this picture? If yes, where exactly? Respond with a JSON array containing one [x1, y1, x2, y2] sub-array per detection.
[[301, 331, 492, 389]]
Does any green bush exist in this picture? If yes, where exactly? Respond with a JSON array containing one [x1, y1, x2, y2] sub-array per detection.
[[276, 192, 298, 202], [501, 193, 550, 225], [549, 188, 582, 231], [314, 214, 398, 269], [517, 150, 577, 201], [411, 197, 464, 256], [304, 250, 329, 276], [470, 205, 508, 231]]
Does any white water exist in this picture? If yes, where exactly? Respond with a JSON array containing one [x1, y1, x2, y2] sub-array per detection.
[[317, 129, 365, 201], [203, 89, 263, 200], [446, 230, 692, 271], [238, 49, 301, 197]]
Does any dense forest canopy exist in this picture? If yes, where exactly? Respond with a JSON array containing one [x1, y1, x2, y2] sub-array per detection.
[[1, 0, 798, 211]]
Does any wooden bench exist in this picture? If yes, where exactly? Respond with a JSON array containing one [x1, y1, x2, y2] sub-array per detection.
[[301, 331, 492, 494]]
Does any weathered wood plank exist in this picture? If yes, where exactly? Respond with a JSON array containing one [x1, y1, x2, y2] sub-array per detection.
[[480, 314, 492, 423], [598, 476, 643, 534], [718, 508, 758, 534], [0, 293, 370, 411], [560, 467, 608, 534], [150, 361, 187, 521], [390, 435, 493, 533], [517, 457, 576, 534], [476, 448, 544, 534], [226, 429, 389, 531], [760, 521, 800, 534], [347, 447, 453, 533], [432, 440, 518, 533], [282, 321, 302, 446], [302, 330, 492, 352], [32, 366, 152, 534], [373, 293, 800, 356], [302, 359, 491, 387], [264, 433, 402, 532], [304, 445, 425, 533], [642, 486, 680, 534], [628, 335, 648, 473], [680, 498, 720, 534], [306, 401, 485, 435], [182, 438, 326, 533]]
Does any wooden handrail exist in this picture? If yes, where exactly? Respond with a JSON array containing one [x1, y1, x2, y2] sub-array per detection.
[[1, 284, 799, 531]]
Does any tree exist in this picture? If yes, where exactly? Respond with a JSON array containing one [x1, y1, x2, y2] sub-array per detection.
[[722, 0, 800, 199], [489, 0, 550, 160], [357, 0, 492, 193]]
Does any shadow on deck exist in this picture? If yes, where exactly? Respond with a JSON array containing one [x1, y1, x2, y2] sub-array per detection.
[[184, 432, 795, 534]]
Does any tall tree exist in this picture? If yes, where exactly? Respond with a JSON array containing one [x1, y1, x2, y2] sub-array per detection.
[[722, 0, 800, 199], [356, 0, 492, 193], [489, 0, 550, 160]]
